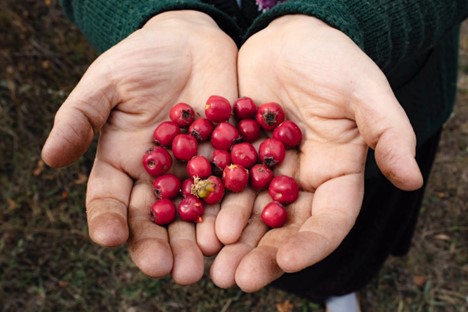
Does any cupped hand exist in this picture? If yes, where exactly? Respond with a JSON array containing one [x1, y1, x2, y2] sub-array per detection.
[[41, 10, 238, 284], [210, 15, 423, 291]]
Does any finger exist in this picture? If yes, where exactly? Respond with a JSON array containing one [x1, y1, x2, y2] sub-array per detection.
[[42, 60, 116, 167], [196, 203, 223, 256], [168, 219, 205, 285], [86, 157, 132, 247], [353, 80, 423, 190], [215, 188, 257, 244], [210, 192, 270, 288], [276, 173, 363, 272], [128, 182, 173, 277]]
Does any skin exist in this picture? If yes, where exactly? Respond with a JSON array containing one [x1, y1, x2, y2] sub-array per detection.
[[41, 10, 238, 285], [210, 15, 423, 292], [42, 10, 423, 291]]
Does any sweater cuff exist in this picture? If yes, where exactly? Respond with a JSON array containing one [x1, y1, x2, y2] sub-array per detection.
[[63, 0, 241, 52]]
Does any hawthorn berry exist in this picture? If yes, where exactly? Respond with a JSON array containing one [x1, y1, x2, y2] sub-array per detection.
[[189, 118, 214, 142], [268, 175, 299, 204], [169, 102, 195, 128], [177, 195, 205, 223], [273, 120, 303, 148], [181, 178, 195, 198], [150, 199, 177, 225], [211, 122, 240, 151], [258, 138, 286, 167], [172, 133, 198, 161], [222, 164, 249, 193], [256, 102, 285, 131], [233, 97, 256, 119], [211, 149, 231, 176], [261, 201, 288, 228], [205, 95, 232, 123], [231, 142, 258, 169], [237, 119, 261, 143], [186, 155, 212, 179], [142, 146, 173, 177], [153, 120, 181, 147], [192, 175, 225, 205], [153, 173, 181, 199], [249, 164, 274, 191]]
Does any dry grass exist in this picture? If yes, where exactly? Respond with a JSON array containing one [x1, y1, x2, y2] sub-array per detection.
[[1, 1, 466, 311]]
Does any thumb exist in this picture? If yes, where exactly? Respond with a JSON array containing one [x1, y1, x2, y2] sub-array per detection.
[[42, 61, 116, 167], [354, 80, 423, 191]]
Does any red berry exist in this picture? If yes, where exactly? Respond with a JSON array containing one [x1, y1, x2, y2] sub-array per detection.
[[150, 199, 176, 225], [170, 102, 195, 128], [211, 122, 240, 150], [181, 178, 195, 198], [153, 173, 181, 199], [233, 97, 256, 119], [192, 176, 225, 205], [231, 142, 258, 168], [177, 195, 205, 223], [189, 118, 214, 142], [153, 120, 181, 147], [142, 146, 173, 177], [258, 138, 286, 167], [268, 175, 299, 204], [186, 155, 212, 178], [256, 102, 285, 131], [249, 164, 274, 191], [273, 120, 303, 148], [172, 134, 198, 161], [205, 95, 232, 123], [222, 164, 249, 193], [211, 149, 231, 176], [261, 201, 288, 228], [237, 119, 261, 143]]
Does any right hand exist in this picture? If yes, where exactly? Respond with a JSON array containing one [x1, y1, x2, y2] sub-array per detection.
[[41, 10, 238, 285]]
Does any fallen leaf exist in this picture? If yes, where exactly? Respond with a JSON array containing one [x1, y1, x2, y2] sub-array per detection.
[[413, 275, 427, 288], [33, 159, 45, 176], [276, 300, 293, 312], [434, 233, 451, 241], [75, 173, 88, 184]]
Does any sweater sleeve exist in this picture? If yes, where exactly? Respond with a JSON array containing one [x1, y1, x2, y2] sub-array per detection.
[[60, 0, 242, 52], [245, 0, 468, 72]]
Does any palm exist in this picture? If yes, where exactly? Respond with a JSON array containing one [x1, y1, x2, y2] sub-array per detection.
[[42, 11, 238, 284], [210, 15, 422, 291]]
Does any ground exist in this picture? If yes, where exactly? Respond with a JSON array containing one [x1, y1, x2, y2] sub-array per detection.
[[0, 1, 467, 311]]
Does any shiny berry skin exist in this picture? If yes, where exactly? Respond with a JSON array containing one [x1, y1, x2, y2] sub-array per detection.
[[261, 201, 288, 228], [172, 133, 198, 161], [231, 142, 258, 168], [222, 164, 249, 193], [142, 146, 173, 177], [186, 155, 212, 178], [205, 95, 232, 123], [189, 118, 214, 142], [258, 138, 286, 167], [273, 120, 303, 148], [153, 173, 181, 199], [233, 97, 256, 119], [170, 102, 195, 128], [150, 199, 176, 225], [256, 102, 285, 131], [268, 175, 299, 204], [211, 122, 240, 150], [153, 120, 181, 147], [192, 176, 225, 205], [249, 164, 274, 191], [181, 178, 195, 198], [211, 149, 231, 176], [237, 119, 261, 143], [177, 195, 205, 223]]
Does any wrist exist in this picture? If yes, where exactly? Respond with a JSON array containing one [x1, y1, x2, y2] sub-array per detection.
[[143, 10, 220, 30]]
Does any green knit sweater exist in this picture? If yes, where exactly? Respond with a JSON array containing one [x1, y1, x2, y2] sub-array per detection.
[[61, 0, 467, 147]]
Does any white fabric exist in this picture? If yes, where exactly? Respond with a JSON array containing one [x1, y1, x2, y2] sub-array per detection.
[[325, 292, 361, 312]]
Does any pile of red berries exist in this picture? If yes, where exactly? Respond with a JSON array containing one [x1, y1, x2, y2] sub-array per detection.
[[142, 95, 302, 228]]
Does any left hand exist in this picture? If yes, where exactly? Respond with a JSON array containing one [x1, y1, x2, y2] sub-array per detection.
[[209, 15, 423, 291]]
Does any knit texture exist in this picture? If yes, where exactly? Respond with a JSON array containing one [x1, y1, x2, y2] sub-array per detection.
[[61, 0, 242, 52], [245, 0, 468, 72]]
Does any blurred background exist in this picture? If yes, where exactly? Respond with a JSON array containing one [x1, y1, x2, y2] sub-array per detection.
[[1, 1, 467, 311]]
